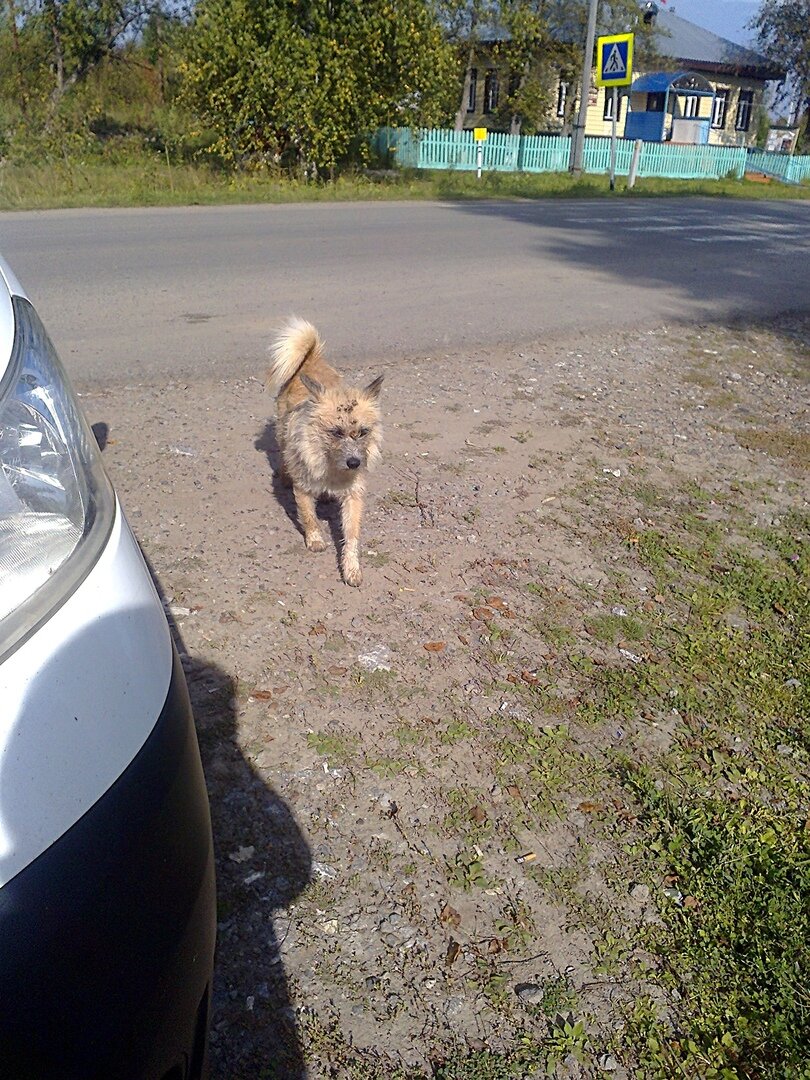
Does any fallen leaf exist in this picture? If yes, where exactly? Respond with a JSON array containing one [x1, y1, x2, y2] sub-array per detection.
[[414, 564, 429, 572], [506, 674, 520, 684], [445, 939, 461, 966], [487, 938, 507, 955], [469, 805, 487, 825], [453, 595, 469, 603], [773, 602, 787, 615], [472, 606, 495, 622], [521, 670, 539, 685], [664, 873, 679, 885], [273, 685, 289, 695], [486, 596, 515, 617], [309, 622, 327, 636], [252, 689, 273, 700], [424, 641, 446, 652], [327, 665, 348, 676], [578, 801, 599, 813], [439, 904, 461, 929], [684, 895, 700, 910], [457, 634, 469, 645], [506, 785, 523, 801]]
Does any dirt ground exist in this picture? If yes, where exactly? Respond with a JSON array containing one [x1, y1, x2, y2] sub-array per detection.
[[80, 313, 808, 1079]]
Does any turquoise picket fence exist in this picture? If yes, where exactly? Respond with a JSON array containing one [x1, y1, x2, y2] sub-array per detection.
[[746, 149, 810, 185], [374, 127, 755, 181], [633, 141, 747, 180]]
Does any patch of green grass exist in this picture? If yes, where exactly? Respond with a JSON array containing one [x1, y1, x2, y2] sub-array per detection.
[[533, 972, 579, 1015], [382, 487, 419, 509], [2, 156, 810, 211], [306, 730, 356, 764], [736, 427, 810, 469], [546, 1014, 590, 1067], [439, 717, 477, 745], [430, 1045, 542, 1080], [586, 612, 646, 643], [392, 720, 425, 747], [446, 848, 493, 891], [367, 755, 408, 778], [684, 366, 720, 389], [633, 480, 668, 508], [587, 511, 810, 1077], [442, 788, 493, 844], [496, 719, 596, 821]]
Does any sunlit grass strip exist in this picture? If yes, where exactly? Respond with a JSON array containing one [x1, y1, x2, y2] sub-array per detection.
[[0, 159, 808, 211]]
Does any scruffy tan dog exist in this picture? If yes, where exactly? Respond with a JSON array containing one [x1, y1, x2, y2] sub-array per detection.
[[268, 318, 383, 587]]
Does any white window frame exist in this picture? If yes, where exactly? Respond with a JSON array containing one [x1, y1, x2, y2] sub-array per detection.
[[557, 80, 569, 118], [712, 88, 729, 129], [736, 90, 754, 132], [467, 68, 478, 113], [603, 92, 622, 122], [484, 69, 499, 114], [682, 95, 699, 119]]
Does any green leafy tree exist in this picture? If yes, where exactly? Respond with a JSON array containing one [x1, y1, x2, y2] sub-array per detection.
[[751, 0, 810, 143], [181, 0, 458, 174], [35, 0, 155, 100]]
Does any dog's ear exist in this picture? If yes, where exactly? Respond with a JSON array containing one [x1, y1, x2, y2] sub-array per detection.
[[363, 375, 384, 400], [300, 374, 325, 400]]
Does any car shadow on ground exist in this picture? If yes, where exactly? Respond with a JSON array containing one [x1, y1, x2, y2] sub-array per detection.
[[140, 544, 312, 1080], [184, 656, 311, 1080], [254, 418, 344, 561]]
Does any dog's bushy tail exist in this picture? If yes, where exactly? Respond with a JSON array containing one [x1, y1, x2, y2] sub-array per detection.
[[268, 317, 324, 394]]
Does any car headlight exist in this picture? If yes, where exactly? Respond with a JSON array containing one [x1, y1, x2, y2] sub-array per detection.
[[0, 297, 115, 660]]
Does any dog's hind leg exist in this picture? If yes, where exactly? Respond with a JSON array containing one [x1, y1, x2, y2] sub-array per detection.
[[293, 486, 327, 551], [340, 490, 364, 587]]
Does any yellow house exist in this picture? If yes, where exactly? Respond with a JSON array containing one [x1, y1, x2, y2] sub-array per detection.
[[580, 5, 783, 146]]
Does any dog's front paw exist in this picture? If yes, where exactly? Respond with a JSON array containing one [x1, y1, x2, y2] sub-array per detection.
[[306, 533, 327, 552], [342, 562, 363, 587]]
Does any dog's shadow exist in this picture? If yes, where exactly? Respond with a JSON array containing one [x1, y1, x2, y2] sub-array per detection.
[[254, 420, 343, 559]]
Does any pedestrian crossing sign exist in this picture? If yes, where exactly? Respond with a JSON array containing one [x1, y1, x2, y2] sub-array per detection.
[[596, 32, 634, 87]]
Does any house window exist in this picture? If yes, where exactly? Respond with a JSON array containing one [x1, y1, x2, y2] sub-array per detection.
[[646, 92, 666, 112], [682, 94, 699, 118], [603, 92, 622, 122], [467, 68, 477, 113], [557, 80, 570, 118], [712, 88, 729, 129], [484, 69, 499, 113], [735, 90, 754, 131]]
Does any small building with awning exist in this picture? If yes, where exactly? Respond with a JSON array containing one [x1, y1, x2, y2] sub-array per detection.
[[625, 71, 716, 144]]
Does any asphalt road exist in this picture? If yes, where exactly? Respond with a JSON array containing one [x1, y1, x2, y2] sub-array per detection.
[[0, 198, 808, 386]]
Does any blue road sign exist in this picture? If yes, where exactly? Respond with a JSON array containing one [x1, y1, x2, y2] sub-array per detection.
[[596, 33, 634, 87]]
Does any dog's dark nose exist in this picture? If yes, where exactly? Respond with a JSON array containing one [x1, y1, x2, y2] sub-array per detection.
[[346, 456, 362, 470]]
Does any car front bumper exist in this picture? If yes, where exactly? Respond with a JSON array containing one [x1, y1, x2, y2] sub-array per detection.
[[0, 646, 216, 1080]]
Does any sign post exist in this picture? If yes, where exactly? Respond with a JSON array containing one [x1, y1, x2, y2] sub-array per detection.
[[473, 127, 487, 179], [569, 0, 599, 175], [595, 32, 634, 192], [610, 87, 618, 190]]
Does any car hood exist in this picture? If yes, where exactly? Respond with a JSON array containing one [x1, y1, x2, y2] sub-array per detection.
[[0, 257, 28, 385]]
